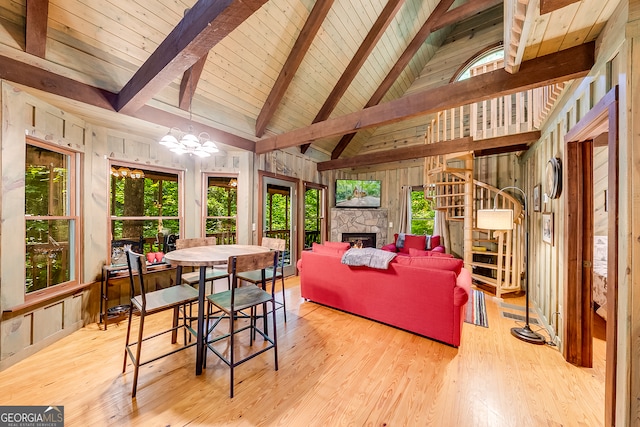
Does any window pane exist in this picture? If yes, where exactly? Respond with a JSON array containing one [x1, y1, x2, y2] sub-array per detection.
[[111, 219, 180, 253], [26, 145, 68, 216], [110, 167, 179, 217], [410, 190, 435, 235], [26, 219, 73, 293], [206, 177, 237, 245], [304, 188, 321, 248]]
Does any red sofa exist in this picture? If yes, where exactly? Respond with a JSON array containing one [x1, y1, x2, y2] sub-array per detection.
[[297, 245, 471, 347]]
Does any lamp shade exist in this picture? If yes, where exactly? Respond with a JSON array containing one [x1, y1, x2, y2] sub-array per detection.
[[477, 209, 514, 230]]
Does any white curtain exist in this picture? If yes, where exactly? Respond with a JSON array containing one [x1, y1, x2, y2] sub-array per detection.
[[398, 185, 411, 233]]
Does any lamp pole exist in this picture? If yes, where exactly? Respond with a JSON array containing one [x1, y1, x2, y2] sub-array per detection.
[[501, 187, 545, 344]]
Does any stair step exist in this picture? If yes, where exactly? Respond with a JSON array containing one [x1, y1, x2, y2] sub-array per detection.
[[471, 273, 497, 287]]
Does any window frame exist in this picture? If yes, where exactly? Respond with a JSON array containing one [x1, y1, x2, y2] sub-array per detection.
[[108, 161, 184, 257], [25, 138, 80, 296], [303, 181, 327, 249], [202, 173, 238, 243]]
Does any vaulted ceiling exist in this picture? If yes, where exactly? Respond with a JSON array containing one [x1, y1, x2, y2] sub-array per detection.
[[0, 0, 618, 165]]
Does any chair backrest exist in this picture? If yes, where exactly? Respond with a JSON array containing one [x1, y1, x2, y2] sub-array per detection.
[[261, 237, 286, 251], [175, 236, 217, 250], [228, 251, 279, 301], [126, 249, 148, 307]]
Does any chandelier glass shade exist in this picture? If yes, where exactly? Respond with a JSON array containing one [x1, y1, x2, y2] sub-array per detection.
[[159, 127, 219, 158]]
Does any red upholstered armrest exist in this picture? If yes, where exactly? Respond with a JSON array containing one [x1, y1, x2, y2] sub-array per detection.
[[381, 243, 397, 253]]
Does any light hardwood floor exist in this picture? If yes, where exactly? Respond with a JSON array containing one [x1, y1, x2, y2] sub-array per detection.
[[0, 277, 605, 426]]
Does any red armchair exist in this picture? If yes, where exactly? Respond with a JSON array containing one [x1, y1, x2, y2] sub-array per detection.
[[381, 233, 445, 255]]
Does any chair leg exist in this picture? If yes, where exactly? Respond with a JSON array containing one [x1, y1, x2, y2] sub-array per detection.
[[280, 276, 287, 322], [171, 305, 179, 344], [132, 313, 145, 398], [229, 309, 235, 398], [122, 305, 134, 373], [271, 300, 278, 372]]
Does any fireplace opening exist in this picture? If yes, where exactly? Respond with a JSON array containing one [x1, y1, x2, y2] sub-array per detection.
[[341, 232, 377, 248]]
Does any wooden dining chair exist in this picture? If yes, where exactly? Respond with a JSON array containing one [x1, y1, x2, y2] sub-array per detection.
[[204, 250, 279, 398], [235, 237, 287, 322], [175, 237, 230, 293], [122, 249, 199, 398]]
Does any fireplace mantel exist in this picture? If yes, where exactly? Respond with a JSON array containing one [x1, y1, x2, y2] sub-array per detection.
[[330, 208, 388, 248]]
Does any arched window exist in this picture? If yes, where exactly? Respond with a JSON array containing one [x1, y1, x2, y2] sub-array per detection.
[[454, 46, 504, 82]]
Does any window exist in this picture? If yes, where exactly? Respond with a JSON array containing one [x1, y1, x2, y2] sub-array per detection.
[[205, 176, 237, 244], [110, 164, 181, 257], [25, 142, 78, 293], [410, 189, 435, 235], [455, 47, 504, 82], [304, 183, 326, 249]]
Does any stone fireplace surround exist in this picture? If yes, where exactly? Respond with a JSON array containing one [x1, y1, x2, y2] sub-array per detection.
[[330, 208, 388, 249]]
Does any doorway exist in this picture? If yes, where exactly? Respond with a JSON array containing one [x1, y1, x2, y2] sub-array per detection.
[[259, 172, 298, 277], [563, 86, 618, 426]]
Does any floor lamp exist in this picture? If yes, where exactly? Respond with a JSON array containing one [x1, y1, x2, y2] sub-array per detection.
[[476, 186, 546, 345]]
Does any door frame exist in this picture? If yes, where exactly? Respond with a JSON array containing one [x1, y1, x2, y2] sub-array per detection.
[[258, 171, 300, 276], [563, 86, 618, 426]]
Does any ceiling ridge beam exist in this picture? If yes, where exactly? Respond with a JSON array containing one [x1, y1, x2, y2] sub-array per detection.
[[255, 42, 595, 155], [330, 0, 456, 159], [0, 53, 255, 151], [255, 0, 335, 138], [317, 131, 540, 171], [300, 0, 406, 154], [115, 0, 268, 115], [25, 0, 49, 58]]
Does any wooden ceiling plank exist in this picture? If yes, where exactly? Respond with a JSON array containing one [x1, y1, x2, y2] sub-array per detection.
[[317, 131, 541, 171], [540, 0, 581, 15], [256, 42, 594, 155], [432, 0, 503, 32], [0, 53, 255, 151], [254, 0, 335, 138], [116, 0, 268, 115], [25, 0, 49, 58], [330, 0, 456, 159], [179, 54, 208, 111], [300, 0, 406, 154]]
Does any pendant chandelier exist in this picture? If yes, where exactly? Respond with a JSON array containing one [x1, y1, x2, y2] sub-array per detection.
[[159, 126, 219, 158]]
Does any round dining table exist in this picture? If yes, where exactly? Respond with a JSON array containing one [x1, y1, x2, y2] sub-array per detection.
[[164, 244, 270, 375]]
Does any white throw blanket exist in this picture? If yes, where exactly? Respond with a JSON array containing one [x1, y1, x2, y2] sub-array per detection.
[[341, 248, 397, 269]]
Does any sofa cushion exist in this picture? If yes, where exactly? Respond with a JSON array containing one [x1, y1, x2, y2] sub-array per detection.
[[395, 255, 463, 275], [312, 242, 347, 256], [399, 234, 426, 254], [324, 241, 351, 251], [408, 248, 453, 258]]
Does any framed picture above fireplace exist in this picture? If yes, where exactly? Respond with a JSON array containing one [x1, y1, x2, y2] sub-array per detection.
[[335, 179, 381, 208]]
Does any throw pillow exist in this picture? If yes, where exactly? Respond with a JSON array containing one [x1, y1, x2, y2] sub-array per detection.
[[399, 234, 426, 254], [395, 233, 406, 248], [425, 235, 432, 250], [324, 241, 351, 251], [312, 242, 345, 256], [430, 235, 441, 249]]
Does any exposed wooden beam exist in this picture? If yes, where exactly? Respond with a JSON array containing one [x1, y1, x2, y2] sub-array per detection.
[[330, 0, 456, 159], [317, 131, 540, 171], [300, 0, 406, 154], [432, 0, 502, 32], [0, 53, 255, 151], [25, 0, 49, 58], [116, 0, 267, 115], [255, 0, 335, 137], [540, 0, 580, 15], [256, 42, 594, 155], [179, 54, 208, 111]]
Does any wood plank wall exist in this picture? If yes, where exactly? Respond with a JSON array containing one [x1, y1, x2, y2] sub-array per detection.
[[521, 1, 625, 349]]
